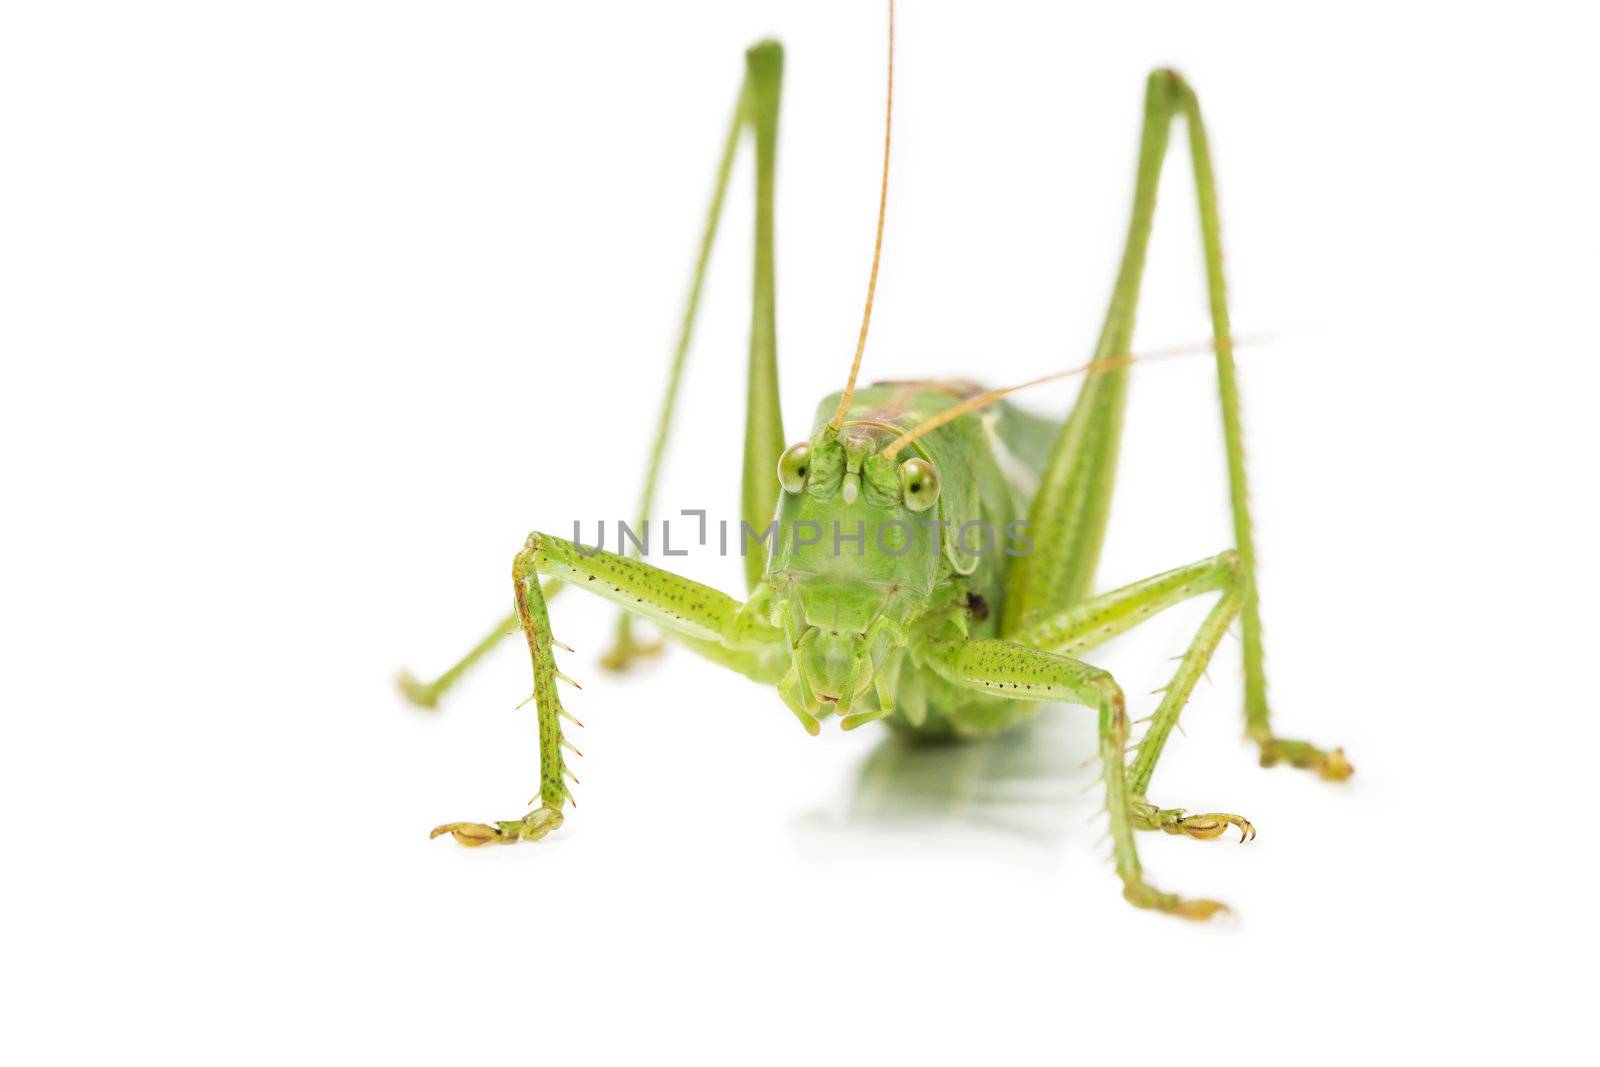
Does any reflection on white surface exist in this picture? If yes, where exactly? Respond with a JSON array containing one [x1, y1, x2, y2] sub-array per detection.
[[7, 1, 1588, 1058], [794, 711, 1100, 858]]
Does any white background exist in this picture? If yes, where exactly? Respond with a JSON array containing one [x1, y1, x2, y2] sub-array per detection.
[[5, 2, 1597, 1063]]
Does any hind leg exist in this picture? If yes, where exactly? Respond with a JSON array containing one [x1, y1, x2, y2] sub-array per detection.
[[1001, 69, 1346, 776], [603, 40, 787, 669], [398, 42, 789, 703]]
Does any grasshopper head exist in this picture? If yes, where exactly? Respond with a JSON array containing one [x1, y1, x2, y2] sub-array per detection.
[[764, 427, 942, 712]]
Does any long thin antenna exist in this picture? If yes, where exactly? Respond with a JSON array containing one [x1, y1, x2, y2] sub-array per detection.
[[828, 0, 895, 433], [880, 337, 1259, 460]]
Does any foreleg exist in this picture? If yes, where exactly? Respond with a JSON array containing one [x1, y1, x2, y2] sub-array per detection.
[[929, 638, 1225, 919], [430, 533, 785, 845]]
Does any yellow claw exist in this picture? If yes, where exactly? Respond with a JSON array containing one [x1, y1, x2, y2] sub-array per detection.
[[1318, 748, 1354, 782], [430, 807, 564, 845], [430, 822, 503, 846], [1258, 735, 1355, 781], [1171, 898, 1230, 922], [1176, 813, 1256, 843], [1123, 883, 1231, 921]]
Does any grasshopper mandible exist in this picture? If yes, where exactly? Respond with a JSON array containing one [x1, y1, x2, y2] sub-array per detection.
[[399, 4, 1349, 919]]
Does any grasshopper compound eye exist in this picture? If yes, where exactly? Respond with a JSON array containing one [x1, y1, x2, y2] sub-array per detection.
[[778, 442, 813, 493], [897, 457, 939, 511]]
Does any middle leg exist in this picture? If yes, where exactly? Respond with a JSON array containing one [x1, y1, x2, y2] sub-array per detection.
[[1014, 551, 1314, 845]]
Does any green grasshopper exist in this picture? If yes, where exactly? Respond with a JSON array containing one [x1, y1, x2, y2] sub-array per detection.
[[399, 17, 1349, 920]]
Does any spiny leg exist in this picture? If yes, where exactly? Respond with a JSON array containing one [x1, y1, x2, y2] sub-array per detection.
[[1015, 551, 1258, 843], [1176, 77, 1347, 774], [430, 532, 787, 845], [429, 570, 571, 846], [1124, 586, 1257, 840], [1159, 562, 1349, 779], [604, 40, 787, 670], [1000, 68, 1346, 777], [928, 637, 1226, 920]]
